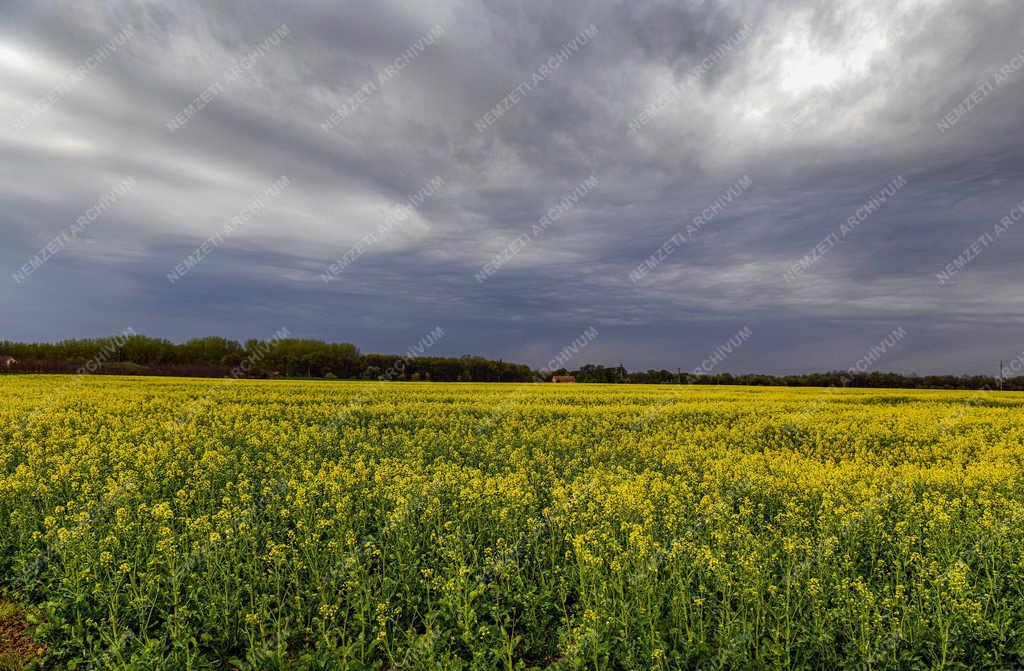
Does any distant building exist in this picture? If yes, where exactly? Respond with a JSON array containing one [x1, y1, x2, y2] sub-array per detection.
[[551, 375, 576, 383], [0, 355, 16, 369]]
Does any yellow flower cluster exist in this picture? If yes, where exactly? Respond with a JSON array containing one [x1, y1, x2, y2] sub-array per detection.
[[2, 375, 1024, 669]]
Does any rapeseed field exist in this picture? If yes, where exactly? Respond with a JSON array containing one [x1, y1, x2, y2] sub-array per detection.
[[2, 376, 1024, 669]]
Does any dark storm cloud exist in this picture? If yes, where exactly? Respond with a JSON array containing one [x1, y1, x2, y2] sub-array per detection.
[[2, 0, 1024, 374]]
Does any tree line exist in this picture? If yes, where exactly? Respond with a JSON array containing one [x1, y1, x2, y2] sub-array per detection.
[[0, 335, 534, 382], [2, 335, 1022, 390], [553, 363, 1024, 391]]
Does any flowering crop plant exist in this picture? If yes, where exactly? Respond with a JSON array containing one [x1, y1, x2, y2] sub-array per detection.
[[3, 376, 1024, 669]]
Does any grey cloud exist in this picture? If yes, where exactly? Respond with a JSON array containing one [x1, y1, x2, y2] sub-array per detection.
[[2, 0, 1023, 374]]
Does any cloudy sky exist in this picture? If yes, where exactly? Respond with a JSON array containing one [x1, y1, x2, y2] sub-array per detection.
[[2, 0, 1023, 375]]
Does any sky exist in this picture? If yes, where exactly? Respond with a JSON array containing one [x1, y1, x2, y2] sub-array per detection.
[[2, 0, 1023, 375]]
